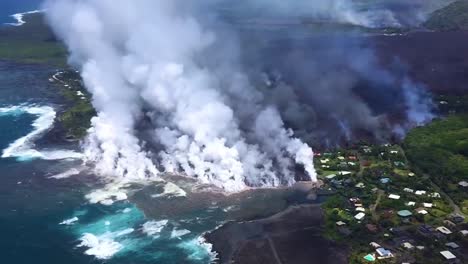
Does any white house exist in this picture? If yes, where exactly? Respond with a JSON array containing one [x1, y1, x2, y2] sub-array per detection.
[[388, 194, 400, 200], [423, 203, 433, 208], [415, 190, 426, 196], [440, 251, 456, 260], [376, 248, 393, 259], [403, 188, 414, 193], [416, 209, 428, 215], [437, 226, 452, 235], [369, 242, 381, 248], [406, 201, 416, 206], [355, 212, 365, 220], [356, 207, 365, 212]]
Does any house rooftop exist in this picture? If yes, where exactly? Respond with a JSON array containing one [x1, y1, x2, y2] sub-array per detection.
[[416, 208, 428, 215], [459, 181, 468, 187], [376, 248, 393, 258], [388, 194, 400, 200], [415, 190, 426, 195], [406, 201, 416, 206], [445, 242, 459, 249], [398, 210, 413, 217], [460, 230, 468, 236], [355, 212, 365, 220], [437, 226, 452, 235], [423, 203, 433, 208], [440, 251, 456, 260], [336, 221, 346, 226]]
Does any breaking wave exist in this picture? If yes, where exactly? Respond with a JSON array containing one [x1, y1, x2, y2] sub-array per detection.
[[0, 105, 83, 161]]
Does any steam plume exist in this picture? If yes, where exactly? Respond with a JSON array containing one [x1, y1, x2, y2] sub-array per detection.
[[45, 0, 318, 191], [45, 0, 437, 191]]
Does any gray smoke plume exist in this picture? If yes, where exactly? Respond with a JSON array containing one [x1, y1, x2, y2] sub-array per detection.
[[44, 0, 437, 191]]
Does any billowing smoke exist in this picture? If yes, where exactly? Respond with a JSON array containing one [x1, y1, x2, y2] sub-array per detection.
[[45, 0, 436, 191], [45, 0, 319, 192], [211, 0, 455, 28]]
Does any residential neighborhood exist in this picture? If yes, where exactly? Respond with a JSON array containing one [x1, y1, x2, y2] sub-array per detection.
[[318, 143, 468, 263]]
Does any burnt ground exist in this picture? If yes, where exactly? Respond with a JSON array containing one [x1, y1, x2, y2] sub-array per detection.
[[205, 204, 348, 264], [374, 30, 468, 95]]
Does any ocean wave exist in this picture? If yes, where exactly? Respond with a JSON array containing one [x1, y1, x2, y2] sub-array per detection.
[[170, 228, 191, 239], [0, 105, 83, 161], [78, 233, 123, 260], [177, 236, 218, 262], [4, 10, 42, 26], [59, 216, 79, 225], [142, 220, 168, 237], [49, 168, 82, 179]]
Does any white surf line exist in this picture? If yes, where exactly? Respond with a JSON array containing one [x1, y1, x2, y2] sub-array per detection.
[[4, 10, 43, 26], [0, 105, 83, 161]]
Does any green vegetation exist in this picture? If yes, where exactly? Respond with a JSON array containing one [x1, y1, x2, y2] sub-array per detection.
[[424, 0, 468, 31], [404, 115, 468, 205], [51, 70, 95, 139], [0, 13, 94, 139], [0, 13, 67, 66]]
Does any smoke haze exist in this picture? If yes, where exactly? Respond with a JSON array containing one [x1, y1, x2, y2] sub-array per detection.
[[45, 0, 438, 191]]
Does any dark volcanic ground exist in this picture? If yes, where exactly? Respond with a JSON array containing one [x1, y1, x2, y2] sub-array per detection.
[[374, 31, 468, 95], [205, 204, 348, 264]]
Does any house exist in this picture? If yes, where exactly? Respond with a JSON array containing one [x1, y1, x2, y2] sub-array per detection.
[[430, 192, 441, 198], [440, 251, 457, 260], [388, 194, 400, 200], [390, 150, 399, 154], [458, 181, 468, 187], [406, 201, 416, 206], [320, 159, 330, 164], [408, 172, 415, 177], [415, 190, 426, 196], [403, 188, 414, 193], [326, 174, 336, 179], [375, 248, 393, 259], [380, 178, 390, 184], [355, 182, 365, 188], [416, 246, 425, 250], [437, 226, 452, 235], [356, 207, 366, 212], [451, 214, 465, 223], [416, 208, 428, 215], [444, 220, 456, 228], [445, 242, 459, 249], [339, 171, 352, 176], [423, 203, 433, 208], [402, 242, 414, 249], [355, 212, 365, 220], [338, 156, 345, 160], [398, 210, 412, 217], [460, 230, 468, 236], [336, 221, 346, 226], [369, 242, 381, 248]]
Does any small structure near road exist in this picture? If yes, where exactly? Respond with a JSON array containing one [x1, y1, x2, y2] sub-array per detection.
[[437, 226, 453, 235], [440, 251, 457, 261]]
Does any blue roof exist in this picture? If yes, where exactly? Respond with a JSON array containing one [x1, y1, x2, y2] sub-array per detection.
[[380, 178, 390, 184], [398, 210, 413, 217]]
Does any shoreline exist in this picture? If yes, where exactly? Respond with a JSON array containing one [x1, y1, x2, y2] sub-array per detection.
[[4, 10, 43, 27], [204, 203, 348, 264]]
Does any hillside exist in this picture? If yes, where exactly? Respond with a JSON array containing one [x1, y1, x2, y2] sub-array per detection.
[[424, 0, 468, 31]]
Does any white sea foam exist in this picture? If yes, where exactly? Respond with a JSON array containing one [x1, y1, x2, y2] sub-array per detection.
[[142, 220, 168, 237], [151, 182, 187, 198], [171, 228, 191, 239], [177, 236, 218, 261], [59, 216, 79, 225], [0, 105, 83, 161], [49, 168, 82, 179], [5, 10, 42, 26], [78, 233, 123, 259], [85, 187, 128, 205]]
